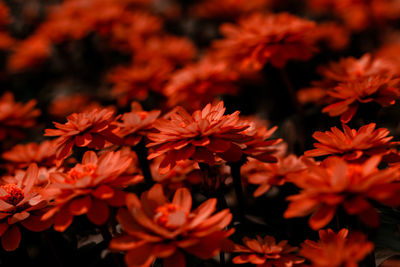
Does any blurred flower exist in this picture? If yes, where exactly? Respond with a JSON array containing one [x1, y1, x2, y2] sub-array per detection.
[[305, 123, 397, 161], [147, 101, 252, 173], [308, 22, 350, 51], [0, 92, 41, 141], [2, 140, 60, 172], [231, 235, 304, 266], [110, 184, 233, 267], [42, 151, 142, 231], [191, 0, 271, 20], [45, 108, 122, 159], [132, 35, 196, 66], [108, 11, 163, 52], [164, 59, 239, 110], [48, 94, 105, 119], [300, 228, 373, 267], [242, 155, 306, 197], [109, 60, 172, 106], [284, 156, 400, 229], [308, 0, 400, 31], [213, 12, 317, 70], [0, 164, 52, 251], [8, 36, 51, 72], [117, 102, 161, 146]]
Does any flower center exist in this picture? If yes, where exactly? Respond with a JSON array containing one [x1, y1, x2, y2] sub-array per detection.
[[66, 163, 97, 183], [153, 203, 188, 230], [0, 184, 24, 205]]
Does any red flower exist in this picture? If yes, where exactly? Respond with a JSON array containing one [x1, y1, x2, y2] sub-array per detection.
[[242, 155, 306, 197], [231, 235, 304, 266], [212, 12, 317, 70], [240, 120, 282, 163], [109, 60, 172, 106], [322, 75, 400, 123], [284, 156, 400, 229], [110, 184, 233, 267], [164, 59, 239, 110], [45, 108, 122, 159], [2, 140, 61, 171], [132, 35, 196, 66], [305, 123, 397, 161], [48, 93, 105, 119], [308, 22, 350, 51], [191, 0, 271, 20], [147, 101, 252, 173], [117, 102, 161, 146], [42, 151, 142, 231], [300, 228, 373, 267], [0, 92, 41, 141], [0, 164, 53, 251]]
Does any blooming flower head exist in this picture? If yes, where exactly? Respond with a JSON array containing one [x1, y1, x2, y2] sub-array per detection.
[[45, 108, 122, 159], [116, 102, 160, 146], [109, 60, 172, 106], [212, 12, 317, 70], [164, 58, 239, 110], [191, 0, 271, 20], [242, 155, 306, 197], [110, 184, 233, 267], [0, 92, 41, 141], [2, 140, 61, 172], [300, 228, 373, 267], [147, 101, 252, 173], [42, 150, 142, 231], [0, 164, 52, 251], [240, 119, 282, 163], [305, 123, 396, 161], [284, 156, 400, 229], [322, 75, 400, 122], [231, 235, 304, 266]]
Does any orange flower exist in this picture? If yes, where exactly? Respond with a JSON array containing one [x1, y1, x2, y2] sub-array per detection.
[[0, 164, 53, 251], [284, 156, 400, 229], [302, 53, 395, 107], [300, 228, 374, 267], [42, 151, 142, 231], [305, 123, 396, 161], [147, 101, 252, 173], [8, 35, 51, 72], [308, 0, 400, 31], [109, 60, 172, 106], [2, 140, 61, 171], [48, 93, 105, 118], [164, 59, 239, 110], [132, 35, 196, 66], [242, 155, 306, 197], [308, 22, 350, 51], [44, 108, 122, 159], [212, 12, 317, 70], [322, 75, 400, 123], [117, 102, 161, 146], [110, 184, 233, 267], [240, 120, 282, 163], [0, 92, 41, 141], [191, 0, 271, 20], [231, 235, 304, 266], [108, 11, 163, 52]]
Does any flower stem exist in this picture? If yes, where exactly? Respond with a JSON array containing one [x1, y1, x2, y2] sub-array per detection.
[[279, 69, 303, 114], [134, 139, 154, 189]]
